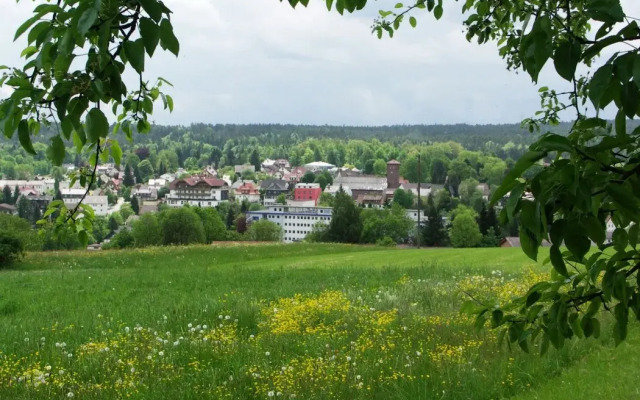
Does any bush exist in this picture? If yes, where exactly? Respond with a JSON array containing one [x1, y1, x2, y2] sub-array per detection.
[[0, 214, 42, 251], [103, 230, 135, 250], [0, 232, 24, 268], [247, 219, 282, 242], [375, 236, 396, 247], [160, 207, 206, 245], [131, 213, 162, 247]]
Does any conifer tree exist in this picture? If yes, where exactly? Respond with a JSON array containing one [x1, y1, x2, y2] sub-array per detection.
[[130, 196, 140, 215], [422, 198, 447, 247], [1, 186, 11, 204], [123, 165, 135, 187], [12, 186, 20, 205]]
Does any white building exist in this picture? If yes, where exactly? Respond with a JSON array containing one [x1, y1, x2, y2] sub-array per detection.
[[64, 195, 109, 216], [246, 205, 333, 243], [304, 161, 335, 171], [60, 188, 87, 202], [148, 178, 168, 189], [165, 176, 230, 208], [406, 209, 428, 225], [0, 179, 69, 195]]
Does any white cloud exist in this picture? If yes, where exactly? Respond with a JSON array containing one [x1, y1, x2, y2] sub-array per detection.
[[1, 0, 635, 126]]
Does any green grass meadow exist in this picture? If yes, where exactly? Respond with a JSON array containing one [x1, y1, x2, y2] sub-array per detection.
[[0, 244, 637, 399]]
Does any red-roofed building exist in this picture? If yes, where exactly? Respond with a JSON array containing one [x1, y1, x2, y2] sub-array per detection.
[[166, 175, 230, 208], [284, 166, 307, 184], [234, 182, 261, 204], [294, 183, 322, 206]]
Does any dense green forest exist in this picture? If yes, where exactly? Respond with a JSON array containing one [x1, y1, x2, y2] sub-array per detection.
[[2, 121, 636, 185], [0, 122, 553, 180]]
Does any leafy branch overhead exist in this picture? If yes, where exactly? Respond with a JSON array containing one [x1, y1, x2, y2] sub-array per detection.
[[0, 0, 178, 244], [286, 0, 640, 351]]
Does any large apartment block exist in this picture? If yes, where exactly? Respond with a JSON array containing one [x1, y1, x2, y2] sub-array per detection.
[[246, 205, 332, 243]]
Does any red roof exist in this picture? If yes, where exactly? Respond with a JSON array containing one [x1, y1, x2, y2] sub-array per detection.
[[237, 182, 259, 195]]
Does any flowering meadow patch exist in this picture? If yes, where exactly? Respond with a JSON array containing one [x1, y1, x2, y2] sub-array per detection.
[[0, 246, 609, 399]]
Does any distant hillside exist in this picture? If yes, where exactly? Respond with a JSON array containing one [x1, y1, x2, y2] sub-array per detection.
[[137, 122, 569, 150]]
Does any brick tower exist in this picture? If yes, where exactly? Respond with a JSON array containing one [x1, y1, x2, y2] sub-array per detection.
[[386, 160, 400, 189]]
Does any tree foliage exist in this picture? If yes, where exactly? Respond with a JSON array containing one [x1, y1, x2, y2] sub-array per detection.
[[360, 204, 413, 244], [449, 206, 482, 248], [131, 212, 162, 247], [326, 187, 362, 243], [0, 232, 24, 268], [1, 0, 178, 246], [286, 0, 640, 350], [160, 207, 205, 245], [247, 219, 282, 242]]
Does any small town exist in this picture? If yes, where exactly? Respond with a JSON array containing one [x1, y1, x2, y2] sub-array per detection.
[[0, 1, 638, 399]]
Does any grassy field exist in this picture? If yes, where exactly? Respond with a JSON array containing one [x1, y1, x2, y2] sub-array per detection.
[[0, 244, 636, 399]]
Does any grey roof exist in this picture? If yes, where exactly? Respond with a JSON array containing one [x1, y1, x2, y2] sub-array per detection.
[[260, 179, 289, 191], [334, 173, 387, 191]]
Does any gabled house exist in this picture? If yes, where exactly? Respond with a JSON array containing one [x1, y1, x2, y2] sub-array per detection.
[[165, 175, 230, 208], [260, 179, 289, 205], [234, 182, 261, 204]]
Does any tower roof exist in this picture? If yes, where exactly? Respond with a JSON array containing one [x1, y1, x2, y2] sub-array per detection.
[[387, 159, 400, 165]]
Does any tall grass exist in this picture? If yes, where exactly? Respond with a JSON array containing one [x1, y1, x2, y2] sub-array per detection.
[[0, 244, 629, 399]]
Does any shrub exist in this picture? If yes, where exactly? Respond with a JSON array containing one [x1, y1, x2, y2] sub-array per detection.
[[103, 230, 135, 250], [247, 219, 282, 242], [376, 236, 396, 247], [0, 232, 24, 268], [160, 207, 206, 245]]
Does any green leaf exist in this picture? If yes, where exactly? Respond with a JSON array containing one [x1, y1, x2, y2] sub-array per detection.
[[553, 39, 581, 81], [588, 64, 613, 109], [612, 228, 628, 251], [77, 6, 98, 36], [110, 140, 123, 166], [139, 0, 164, 22], [550, 245, 569, 277], [14, 13, 45, 42], [525, 291, 541, 307], [490, 151, 545, 205], [549, 219, 566, 245], [633, 53, 640, 89], [72, 129, 86, 153], [582, 215, 605, 245], [621, 82, 639, 119], [433, 5, 443, 19], [586, 0, 625, 24], [613, 303, 628, 346], [409, 16, 417, 28], [606, 183, 640, 221], [615, 108, 627, 139], [491, 309, 503, 328], [520, 227, 538, 261], [17, 119, 36, 155], [46, 135, 66, 166], [628, 223, 638, 248], [124, 39, 145, 74], [531, 133, 573, 153], [139, 17, 160, 57], [564, 228, 591, 261], [20, 46, 38, 59], [326, 0, 334, 11], [85, 108, 109, 143], [159, 19, 180, 56]]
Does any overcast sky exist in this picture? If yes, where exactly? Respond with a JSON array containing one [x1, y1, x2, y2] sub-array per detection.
[[1, 1, 637, 126]]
